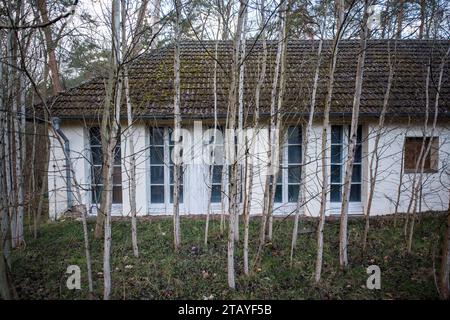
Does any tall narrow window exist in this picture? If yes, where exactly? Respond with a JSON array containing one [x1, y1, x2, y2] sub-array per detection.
[[273, 126, 302, 203], [89, 127, 122, 204], [330, 125, 362, 203], [208, 127, 224, 203], [149, 127, 165, 204], [287, 126, 302, 202], [149, 127, 184, 205]]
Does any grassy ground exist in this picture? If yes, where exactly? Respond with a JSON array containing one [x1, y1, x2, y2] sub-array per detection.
[[10, 214, 446, 300]]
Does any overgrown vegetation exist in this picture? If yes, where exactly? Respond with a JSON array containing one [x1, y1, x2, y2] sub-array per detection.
[[11, 214, 446, 299]]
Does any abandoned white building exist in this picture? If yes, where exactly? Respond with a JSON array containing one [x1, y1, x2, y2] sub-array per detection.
[[45, 40, 450, 219]]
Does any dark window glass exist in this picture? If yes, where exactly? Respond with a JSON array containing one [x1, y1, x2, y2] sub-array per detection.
[[150, 146, 164, 164], [331, 126, 343, 144], [274, 185, 282, 203], [288, 185, 299, 203], [350, 184, 361, 202], [351, 164, 361, 183], [151, 186, 164, 203], [212, 165, 223, 183], [112, 186, 122, 204], [150, 166, 164, 184], [331, 145, 342, 163], [89, 127, 101, 146], [211, 185, 221, 203], [150, 128, 164, 145], [331, 165, 341, 183], [330, 184, 341, 202], [288, 165, 301, 184], [288, 145, 301, 163], [91, 147, 102, 165], [93, 186, 102, 204], [112, 166, 122, 185], [288, 127, 302, 144]]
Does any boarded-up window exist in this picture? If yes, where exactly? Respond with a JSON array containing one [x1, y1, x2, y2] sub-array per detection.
[[404, 137, 439, 173]]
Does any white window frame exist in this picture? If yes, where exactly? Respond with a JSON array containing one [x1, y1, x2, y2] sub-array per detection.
[[148, 126, 185, 214], [329, 124, 364, 214], [88, 127, 123, 216], [273, 126, 303, 215]]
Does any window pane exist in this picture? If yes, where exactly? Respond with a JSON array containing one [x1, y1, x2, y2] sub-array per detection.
[[150, 146, 164, 164], [357, 125, 362, 143], [331, 145, 342, 164], [150, 127, 164, 145], [350, 184, 361, 202], [114, 146, 121, 165], [151, 186, 164, 203], [170, 185, 183, 203], [355, 145, 362, 162], [288, 165, 301, 184], [331, 125, 343, 144], [288, 127, 301, 144], [288, 145, 301, 163], [112, 166, 122, 185], [211, 185, 221, 203], [288, 185, 299, 203], [92, 186, 102, 204], [351, 164, 361, 183], [89, 127, 101, 146], [330, 184, 341, 202], [212, 165, 223, 183], [274, 185, 282, 203], [112, 186, 122, 204], [331, 165, 341, 183], [92, 166, 102, 185], [150, 166, 164, 184], [91, 147, 102, 165]]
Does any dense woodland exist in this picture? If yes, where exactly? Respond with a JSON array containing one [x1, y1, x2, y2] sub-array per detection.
[[0, 0, 449, 300]]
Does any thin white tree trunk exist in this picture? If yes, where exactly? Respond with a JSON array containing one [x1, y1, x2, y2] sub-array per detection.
[[315, 0, 346, 282], [103, 0, 122, 300], [226, 0, 247, 290], [291, 22, 325, 263], [244, 0, 267, 274], [362, 43, 394, 251], [407, 46, 450, 253], [172, 0, 182, 251]]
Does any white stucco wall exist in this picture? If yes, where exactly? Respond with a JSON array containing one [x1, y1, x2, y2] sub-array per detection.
[[48, 120, 450, 219]]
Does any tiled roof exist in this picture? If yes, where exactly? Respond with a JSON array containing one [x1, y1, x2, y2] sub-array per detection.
[[47, 40, 450, 120]]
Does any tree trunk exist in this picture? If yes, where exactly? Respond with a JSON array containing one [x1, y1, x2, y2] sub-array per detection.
[[291, 20, 325, 264], [172, 0, 182, 251], [226, 0, 247, 289], [315, 0, 346, 282], [362, 43, 394, 252], [36, 0, 63, 94], [338, 0, 369, 269], [102, 0, 122, 300]]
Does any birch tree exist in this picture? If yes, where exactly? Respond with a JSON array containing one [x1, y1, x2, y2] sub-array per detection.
[[291, 16, 325, 264], [101, 0, 123, 299], [242, 0, 267, 276], [406, 45, 450, 253], [362, 41, 395, 251], [338, 0, 370, 268], [315, 0, 347, 282], [172, 0, 182, 251], [122, 0, 149, 259], [226, 0, 247, 289]]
